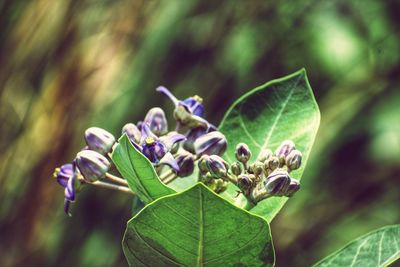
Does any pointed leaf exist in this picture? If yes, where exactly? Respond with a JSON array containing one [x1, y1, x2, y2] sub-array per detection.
[[123, 183, 274, 267], [313, 225, 400, 267], [111, 134, 176, 204], [219, 69, 320, 222]]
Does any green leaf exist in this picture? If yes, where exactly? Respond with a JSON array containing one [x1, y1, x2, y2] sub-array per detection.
[[123, 183, 275, 267], [111, 134, 176, 204], [313, 225, 400, 267], [219, 69, 320, 222]]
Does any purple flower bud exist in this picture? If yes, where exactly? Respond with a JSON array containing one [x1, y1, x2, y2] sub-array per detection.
[[183, 126, 208, 153], [175, 150, 195, 177], [235, 143, 252, 163], [265, 170, 291, 195], [206, 155, 228, 179], [285, 150, 302, 171], [237, 174, 252, 192], [84, 127, 115, 155], [76, 150, 110, 182], [194, 131, 227, 156], [122, 123, 141, 144], [230, 162, 242, 176], [55, 163, 74, 187], [144, 107, 168, 136], [275, 140, 295, 164], [284, 179, 300, 197]]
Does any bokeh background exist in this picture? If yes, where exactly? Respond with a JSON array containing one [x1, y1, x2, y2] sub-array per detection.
[[1, 1, 399, 266]]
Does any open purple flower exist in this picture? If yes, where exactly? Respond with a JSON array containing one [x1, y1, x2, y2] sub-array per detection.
[[54, 162, 79, 216], [136, 124, 186, 172], [156, 86, 211, 129]]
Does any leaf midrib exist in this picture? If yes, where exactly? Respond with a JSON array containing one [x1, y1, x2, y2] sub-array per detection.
[[197, 186, 204, 267], [258, 75, 301, 155]]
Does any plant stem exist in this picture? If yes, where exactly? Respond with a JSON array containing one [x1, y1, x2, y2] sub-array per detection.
[[105, 173, 128, 186], [160, 170, 177, 184], [89, 180, 135, 195]]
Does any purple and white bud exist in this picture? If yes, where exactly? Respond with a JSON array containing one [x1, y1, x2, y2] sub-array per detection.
[[84, 127, 115, 155], [230, 162, 242, 176], [275, 140, 295, 165], [183, 126, 208, 153], [286, 150, 302, 171], [237, 174, 252, 192], [144, 107, 168, 136], [264, 169, 291, 195], [194, 131, 227, 156], [284, 179, 300, 197], [76, 150, 110, 182], [235, 143, 252, 163], [205, 155, 228, 179], [122, 123, 141, 144], [175, 150, 195, 177]]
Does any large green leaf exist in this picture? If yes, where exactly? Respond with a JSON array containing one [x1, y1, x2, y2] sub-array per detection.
[[111, 134, 176, 204], [219, 69, 320, 222], [123, 183, 274, 267], [314, 225, 400, 267]]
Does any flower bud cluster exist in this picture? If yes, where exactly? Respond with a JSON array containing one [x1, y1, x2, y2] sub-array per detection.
[[54, 127, 116, 215], [227, 140, 303, 203]]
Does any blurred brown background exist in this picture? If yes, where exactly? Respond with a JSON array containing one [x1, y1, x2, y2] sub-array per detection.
[[0, 1, 399, 266]]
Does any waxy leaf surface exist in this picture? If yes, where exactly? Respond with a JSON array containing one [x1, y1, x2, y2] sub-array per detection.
[[123, 183, 274, 267], [112, 134, 175, 204], [219, 69, 320, 222], [314, 225, 400, 267]]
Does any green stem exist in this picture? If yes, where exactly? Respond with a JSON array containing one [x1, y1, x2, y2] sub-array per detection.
[[105, 173, 128, 186], [88, 180, 135, 195]]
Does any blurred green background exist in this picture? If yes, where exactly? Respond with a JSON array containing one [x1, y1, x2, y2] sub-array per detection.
[[0, 1, 399, 266]]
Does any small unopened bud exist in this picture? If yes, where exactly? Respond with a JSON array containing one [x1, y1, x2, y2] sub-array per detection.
[[194, 131, 227, 156], [257, 149, 273, 162], [76, 150, 110, 182], [122, 123, 141, 144], [144, 107, 168, 136], [231, 162, 242, 176], [275, 140, 295, 165], [265, 170, 291, 195], [264, 156, 279, 173], [84, 127, 116, 155], [253, 161, 264, 177], [237, 174, 252, 192], [285, 179, 300, 197], [235, 143, 251, 163], [205, 155, 228, 179], [175, 151, 195, 177], [286, 150, 302, 171], [198, 155, 209, 175]]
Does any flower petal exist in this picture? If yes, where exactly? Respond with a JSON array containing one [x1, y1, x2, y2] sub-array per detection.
[[140, 123, 158, 143], [158, 152, 179, 172], [64, 199, 72, 217], [160, 132, 186, 150], [156, 86, 179, 106]]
